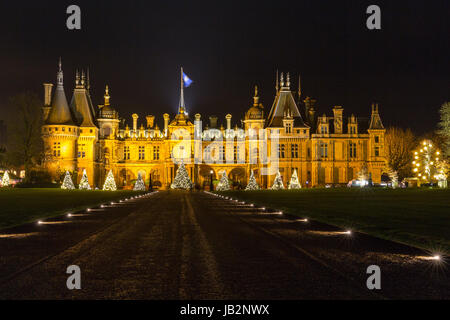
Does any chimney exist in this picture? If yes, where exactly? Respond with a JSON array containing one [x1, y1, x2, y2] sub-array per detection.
[[194, 114, 202, 138], [163, 113, 170, 136], [132, 114, 139, 132], [304, 97, 317, 127], [43, 83, 53, 106], [146, 115, 155, 128], [209, 115, 218, 128], [226, 114, 232, 130], [333, 106, 343, 134]]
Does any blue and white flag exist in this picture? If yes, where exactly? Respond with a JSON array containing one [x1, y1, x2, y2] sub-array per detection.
[[183, 72, 193, 87]]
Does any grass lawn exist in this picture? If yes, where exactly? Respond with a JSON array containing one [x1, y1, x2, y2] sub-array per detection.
[[0, 188, 145, 230], [219, 188, 450, 253]]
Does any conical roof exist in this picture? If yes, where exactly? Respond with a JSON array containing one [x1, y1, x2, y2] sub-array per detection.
[[70, 83, 97, 127], [266, 73, 308, 128], [46, 59, 75, 125]]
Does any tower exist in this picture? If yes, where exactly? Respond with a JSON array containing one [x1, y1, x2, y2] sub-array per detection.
[[368, 103, 385, 184], [97, 85, 120, 186], [97, 85, 120, 138], [41, 58, 78, 181], [70, 68, 99, 187]]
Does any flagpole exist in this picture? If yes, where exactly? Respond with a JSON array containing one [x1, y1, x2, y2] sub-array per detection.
[[180, 67, 185, 113]]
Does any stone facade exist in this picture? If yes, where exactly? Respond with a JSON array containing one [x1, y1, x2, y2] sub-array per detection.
[[42, 61, 386, 189]]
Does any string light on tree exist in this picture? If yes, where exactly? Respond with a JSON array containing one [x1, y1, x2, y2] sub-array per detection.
[[412, 140, 441, 184], [288, 169, 301, 189], [216, 170, 231, 191], [245, 170, 260, 190], [170, 161, 193, 190], [271, 171, 285, 190], [1, 171, 10, 187], [385, 165, 399, 188], [79, 169, 91, 190], [103, 170, 117, 191], [133, 172, 146, 191], [435, 159, 448, 188], [61, 171, 75, 190]]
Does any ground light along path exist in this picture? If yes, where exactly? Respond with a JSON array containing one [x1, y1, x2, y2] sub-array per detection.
[[0, 189, 148, 230], [218, 188, 450, 253], [0, 191, 448, 299], [0, 192, 158, 287]]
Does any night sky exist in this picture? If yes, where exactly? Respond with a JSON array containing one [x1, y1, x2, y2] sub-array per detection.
[[0, 0, 448, 134]]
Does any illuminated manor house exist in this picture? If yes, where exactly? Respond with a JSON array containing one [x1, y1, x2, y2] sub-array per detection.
[[41, 60, 386, 189]]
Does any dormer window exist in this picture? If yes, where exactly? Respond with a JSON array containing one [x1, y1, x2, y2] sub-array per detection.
[[318, 115, 329, 134], [348, 115, 358, 134], [285, 122, 292, 134]]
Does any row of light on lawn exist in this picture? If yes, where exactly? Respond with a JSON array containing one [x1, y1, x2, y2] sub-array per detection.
[[37, 191, 158, 225], [206, 192, 442, 262], [208, 192, 351, 235]]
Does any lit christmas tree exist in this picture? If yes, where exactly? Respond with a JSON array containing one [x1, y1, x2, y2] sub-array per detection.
[[386, 166, 399, 188], [1, 171, 10, 187], [61, 171, 75, 190], [288, 169, 301, 189], [103, 170, 117, 191], [216, 170, 231, 191], [133, 172, 146, 191], [271, 171, 285, 190], [357, 163, 369, 187], [245, 170, 260, 190], [413, 140, 442, 184], [78, 169, 91, 190], [170, 162, 193, 190], [436, 160, 448, 188]]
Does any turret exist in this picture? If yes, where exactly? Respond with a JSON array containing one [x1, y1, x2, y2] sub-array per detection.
[[41, 58, 78, 181]]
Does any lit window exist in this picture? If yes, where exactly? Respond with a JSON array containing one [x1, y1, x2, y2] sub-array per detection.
[[53, 142, 61, 157], [291, 144, 299, 158], [139, 146, 145, 160], [124, 146, 130, 160], [234, 145, 240, 162], [278, 144, 286, 158], [349, 143, 357, 158], [153, 146, 160, 160], [320, 143, 328, 158], [78, 144, 86, 158]]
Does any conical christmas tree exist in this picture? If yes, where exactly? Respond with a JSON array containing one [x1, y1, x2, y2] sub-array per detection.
[[245, 170, 260, 190], [216, 171, 231, 191], [134, 172, 146, 191], [271, 171, 285, 190], [288, 169, 301, 189], [357, 163, 369, 187], [79, 169, 91, 190], [170, 162, 193, 190], [103, 170, 117, 191], [61, 171, 75, 190], [1, 171, 10, 187]]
